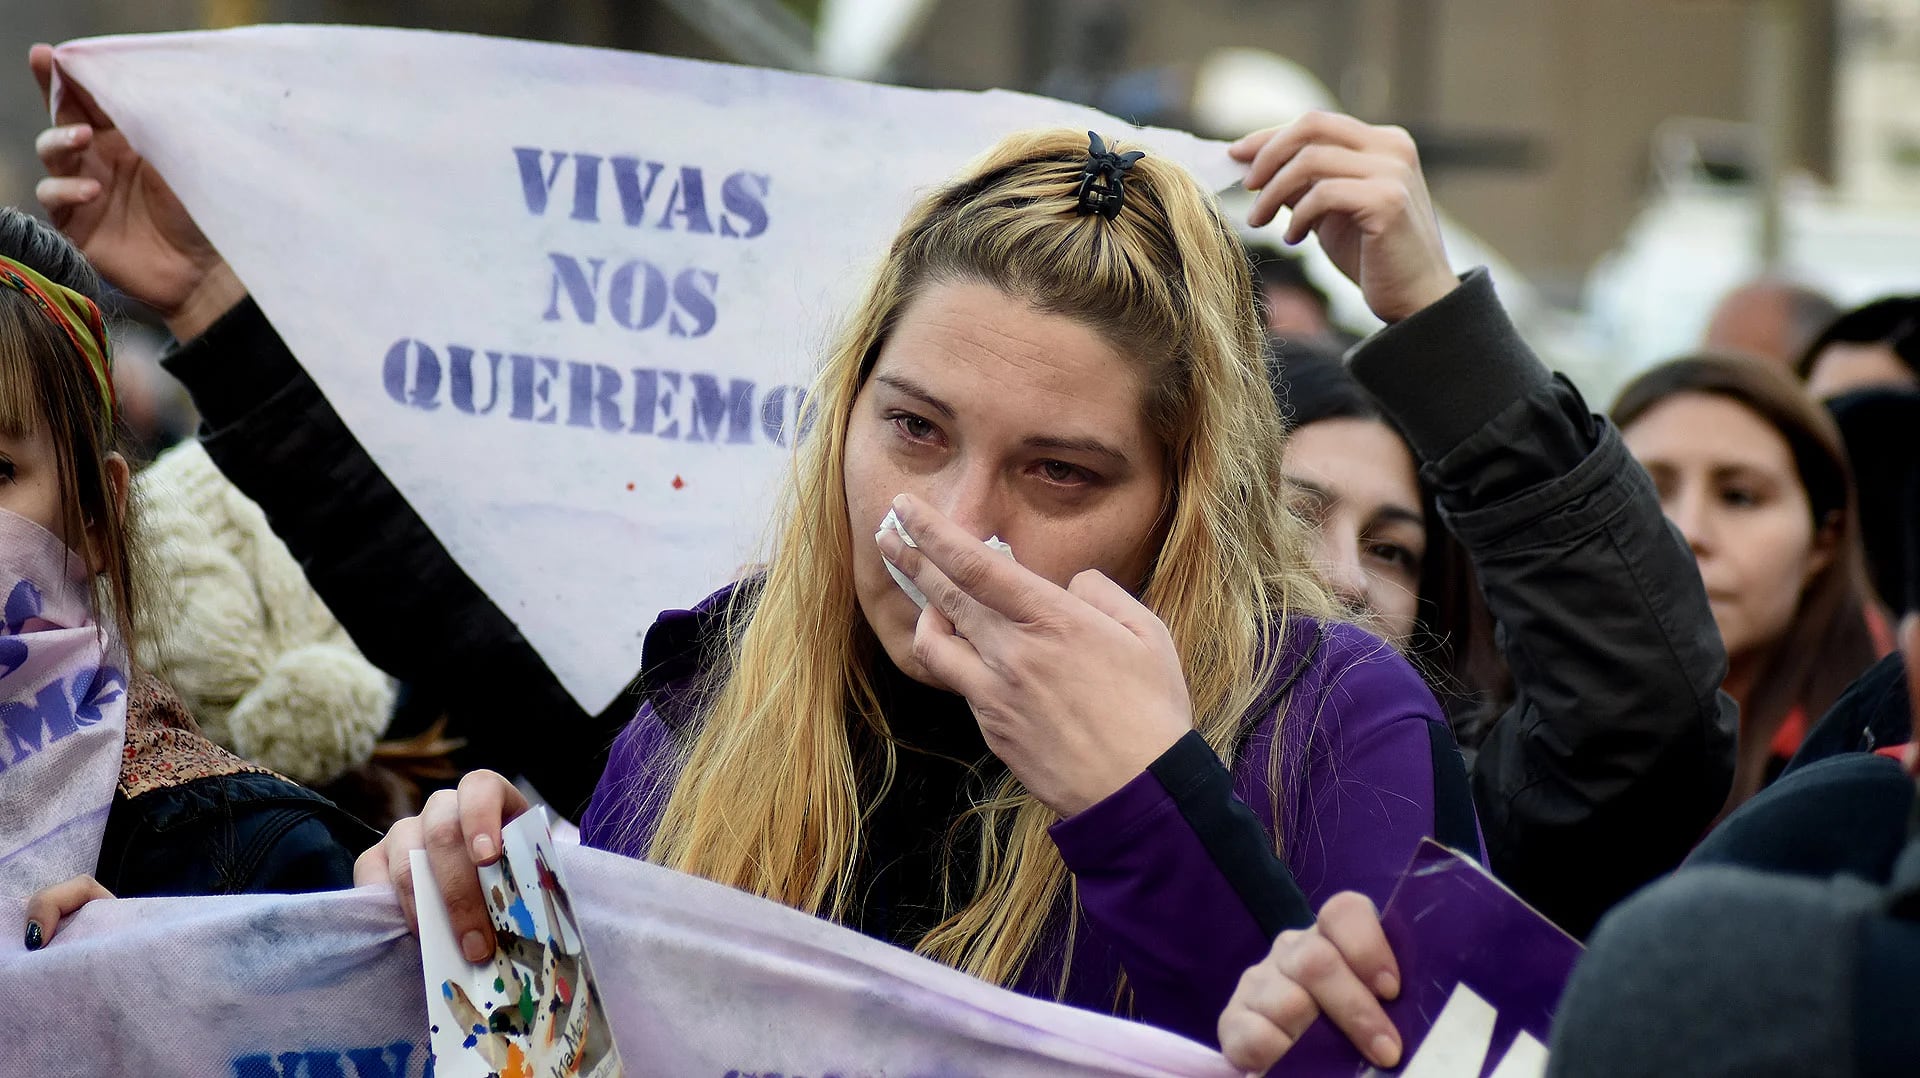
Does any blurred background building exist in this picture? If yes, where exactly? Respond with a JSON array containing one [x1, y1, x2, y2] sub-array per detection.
[[3, 0, 1916, 403]]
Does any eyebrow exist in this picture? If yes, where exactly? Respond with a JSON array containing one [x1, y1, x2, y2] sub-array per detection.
[[875, 372, 1135, 467], [1023, 434, 1132, 468], [1370, 505, 1426, 530], [1285, 475, 1423, 527], [1709, 464, 1783, 485], [873, 373, 955, 419], [1287, 476, 1330, 502]]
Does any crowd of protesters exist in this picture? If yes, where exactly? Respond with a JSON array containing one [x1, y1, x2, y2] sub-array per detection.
[[5, 35, 1919, 1077]]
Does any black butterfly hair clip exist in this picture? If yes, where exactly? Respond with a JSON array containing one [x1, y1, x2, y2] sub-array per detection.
[[1075, 131, 1146, 220]]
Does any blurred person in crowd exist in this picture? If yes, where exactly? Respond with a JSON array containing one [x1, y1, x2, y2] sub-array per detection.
[[1614, 355, 1884, 807], [106, 319, 194, 459], [1543, 486, 1920, 1078], [35, 63, 1491, 1051], [1794, 295, 1919, 401], [1825, 387, 1920, 616], [0, 207, 373, 951], [1246, 241, 1355, 346], [1274, 335, 1735, 940], [1702, 276, 1839, 369]]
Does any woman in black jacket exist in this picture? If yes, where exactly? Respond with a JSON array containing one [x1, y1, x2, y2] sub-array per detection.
[[1270, 277, 1738, 938]]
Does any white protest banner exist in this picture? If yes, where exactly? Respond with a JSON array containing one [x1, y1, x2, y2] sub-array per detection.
[[0, 509, 128, 899], [0, 842, 1239, 1078], [51, 25, 1242, 714]]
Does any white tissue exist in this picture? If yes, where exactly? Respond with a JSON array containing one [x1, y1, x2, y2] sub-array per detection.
[[875, 508, 1013, 610]]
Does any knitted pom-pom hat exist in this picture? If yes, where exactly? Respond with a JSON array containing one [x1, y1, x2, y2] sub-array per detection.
[[133, 441, 396, 785]]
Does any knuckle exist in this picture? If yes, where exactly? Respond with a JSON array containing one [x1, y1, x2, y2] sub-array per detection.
[[910, 624, 941, 667], [1277, 982, 1319, 1026], [423, 813, 466, 852], [1020, 596, 1066, 631], [458, 769, 503, 797], [1234, 964, 1263, 996], [1285, 934, 1341, 981], [1321, 890, 1377, 921], [442, 891, 485, 926], [946, 545, 990, 588], [1238, 960, 1280, 1000], [935, 584, 969, 626], [1217, 1022, 1255, 1063]]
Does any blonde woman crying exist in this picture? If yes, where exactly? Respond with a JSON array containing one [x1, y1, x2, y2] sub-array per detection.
[[33, 50, 1476, 1057]]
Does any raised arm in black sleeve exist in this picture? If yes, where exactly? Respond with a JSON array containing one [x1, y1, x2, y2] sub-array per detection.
[[1348, 269, 1739, 937], [159, 297, 637, 818]]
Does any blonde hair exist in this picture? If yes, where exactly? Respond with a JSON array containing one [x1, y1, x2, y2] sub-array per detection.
[[638, 130, 1338, 989]]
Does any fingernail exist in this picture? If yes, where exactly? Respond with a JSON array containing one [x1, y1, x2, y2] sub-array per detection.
[[1374, 971, 1399, 999], [461, 930, 490, 963], [24, 921, 43, 950], [1370, 1034, 1401, 1068], [63, 126, 84, 145], [471, 833, 494, 862]]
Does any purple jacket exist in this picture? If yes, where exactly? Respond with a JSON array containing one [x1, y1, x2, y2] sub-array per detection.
[[582, 588, 1479, 1047]]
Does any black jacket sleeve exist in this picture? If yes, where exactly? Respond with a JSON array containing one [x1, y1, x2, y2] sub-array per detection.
[[97, 772, 380, 897], [159, 298, 637, 818], [1348, 269, 1739, 938]]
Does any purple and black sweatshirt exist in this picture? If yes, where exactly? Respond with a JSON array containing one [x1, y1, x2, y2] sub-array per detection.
[[581, 584, 1479, 1045]]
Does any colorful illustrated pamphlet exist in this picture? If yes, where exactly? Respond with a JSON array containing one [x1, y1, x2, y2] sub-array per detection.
[[414, 808, 624, 1078]]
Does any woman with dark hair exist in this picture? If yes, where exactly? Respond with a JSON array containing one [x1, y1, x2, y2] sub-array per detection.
[[1269, 329, 1736, 940], [1615, 354, 1884, 806], [1793, 295, 1919, 401], [1271, 346, 1496, 736]]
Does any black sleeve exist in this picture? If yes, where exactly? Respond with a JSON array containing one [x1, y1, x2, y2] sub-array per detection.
[[160, 298, 637, 818], [1146, 731, 1314, 934], [96, 776, 379, 897], [1349, 269, 1739, 938], [1785, 652, 1913, 774]]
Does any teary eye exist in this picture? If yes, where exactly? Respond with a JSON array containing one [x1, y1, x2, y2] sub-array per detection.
[[886, 411, 940, 443]]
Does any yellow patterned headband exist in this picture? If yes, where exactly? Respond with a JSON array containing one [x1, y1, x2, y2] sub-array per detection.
[[0, 253, 114, 437]]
